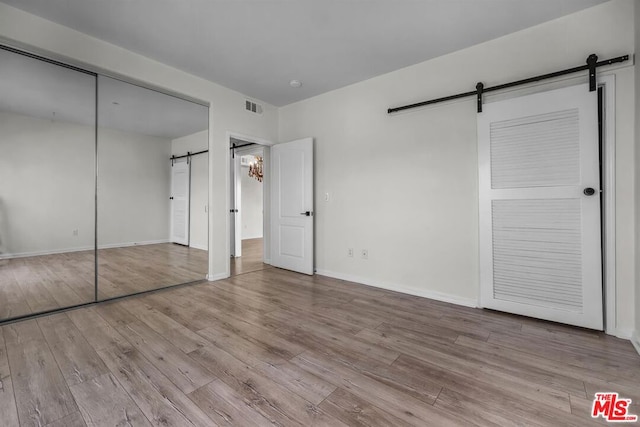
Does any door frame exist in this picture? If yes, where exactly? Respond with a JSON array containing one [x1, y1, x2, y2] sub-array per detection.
[[226, 131, 273, 275], [599, 74, 617, 337], [230, 151, 242, 257], [476, 74, 618, 336]]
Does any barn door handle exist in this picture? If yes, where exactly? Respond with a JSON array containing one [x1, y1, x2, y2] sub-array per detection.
[[583, 188, 596, 196]]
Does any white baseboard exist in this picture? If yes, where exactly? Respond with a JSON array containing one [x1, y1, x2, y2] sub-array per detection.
[[608, 327, 633, 340], [99, 239, 170, 250], [206, 272, 229, 282], [0, 239, 171, 259], [263, 258, 271, 265], [315, 269, 477, 308], [242, 235, 264, 241], [189, 243, 208, 251], [632, 330, 640, 356], [0, 246, 93, 259]]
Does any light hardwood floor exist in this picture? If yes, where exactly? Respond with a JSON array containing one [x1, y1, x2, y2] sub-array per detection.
[[0, 244, 207, 321], [0, 267, 638, 426]]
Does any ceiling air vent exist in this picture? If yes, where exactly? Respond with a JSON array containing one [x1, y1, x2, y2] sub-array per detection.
[[245, 100, 263, 115]]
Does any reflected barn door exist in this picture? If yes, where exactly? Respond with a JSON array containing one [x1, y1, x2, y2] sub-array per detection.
[[170, 159, 190, 245], [477, 83, 603, 330]]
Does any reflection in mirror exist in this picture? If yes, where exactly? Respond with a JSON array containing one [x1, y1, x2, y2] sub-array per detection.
[[0, 48, 96, 320], [97, 76, 209, 299]]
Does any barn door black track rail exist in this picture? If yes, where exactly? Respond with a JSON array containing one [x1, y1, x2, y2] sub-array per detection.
[[387, 53, 630, 114], [170, 149, 208, 166]]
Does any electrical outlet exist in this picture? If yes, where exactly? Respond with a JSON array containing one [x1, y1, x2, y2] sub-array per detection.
[[72, 229, 79, 236], [361, 249, 368, 259], [348, 248, 354, 257]]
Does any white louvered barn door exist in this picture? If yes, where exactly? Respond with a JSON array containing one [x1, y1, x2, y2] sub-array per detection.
[[478, 83, 603, 330]]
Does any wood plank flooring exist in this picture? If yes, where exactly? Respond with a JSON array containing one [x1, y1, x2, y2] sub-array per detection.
[[0, 267, 638, 426], [0, 244, 208, 321], [230, 238, 268, 276]]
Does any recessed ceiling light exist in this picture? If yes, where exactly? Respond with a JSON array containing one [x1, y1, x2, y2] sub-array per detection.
[[289, 79, 302, 88]]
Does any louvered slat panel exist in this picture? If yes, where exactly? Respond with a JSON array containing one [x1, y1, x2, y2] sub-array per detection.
[[492, 199, 583, 312], [490, 109, 580, 189]]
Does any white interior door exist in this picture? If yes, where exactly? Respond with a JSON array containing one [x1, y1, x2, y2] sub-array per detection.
[[270, 137, 314, 275], [478, 83, 603, 330], [170, 159, 190, 245]]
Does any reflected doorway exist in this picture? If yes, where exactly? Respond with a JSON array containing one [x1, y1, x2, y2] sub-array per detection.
[[230, 137, 269, 276]]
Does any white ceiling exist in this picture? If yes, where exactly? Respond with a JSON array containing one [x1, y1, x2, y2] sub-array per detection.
[[1, 0, 606, 107], [0, 48, 208, 139]]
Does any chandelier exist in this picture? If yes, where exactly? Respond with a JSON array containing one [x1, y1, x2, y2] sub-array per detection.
[[249, 156, 263, 182]]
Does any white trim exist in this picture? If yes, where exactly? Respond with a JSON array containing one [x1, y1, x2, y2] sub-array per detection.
[[316, 269, 477, 308], [631, 331, 640, 356], [206, 272, 229, 282], [189, 243, 208, 251], [1, 247, 95, 259], [0, 239, 171, 259], [98, 240, 171, 250], [599, 74, 617, 336], [610, 328, 633, 341], [235, 145, 265, 157], [205, 103, 213, 297], [228, 131, 274, 147]]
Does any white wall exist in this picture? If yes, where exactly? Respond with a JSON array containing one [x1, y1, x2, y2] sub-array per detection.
[[240, 155, 264, 240], [172, 130, 209, 251], [98, 126, 171, 247], [0, 2, 279, 280], [0, 111, 171, 257], [278, 0, 637, 336], [0, 111, 94, 255]]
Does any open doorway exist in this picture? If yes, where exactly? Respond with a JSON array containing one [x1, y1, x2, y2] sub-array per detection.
[[230, 136, 270, 276]]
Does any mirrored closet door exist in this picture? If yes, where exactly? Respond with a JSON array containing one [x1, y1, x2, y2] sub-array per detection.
[[0, 47, 97, 320], [0, 46, 209, 322], [96, 76, 209, 300]]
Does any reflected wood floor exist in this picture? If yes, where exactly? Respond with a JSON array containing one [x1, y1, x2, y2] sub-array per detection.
[[0, 244, 207, 321], [230, 238, 268, 276], [0, 268, 638, 426]]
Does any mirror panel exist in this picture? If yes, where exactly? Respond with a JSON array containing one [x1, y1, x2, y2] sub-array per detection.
[[0, 48, 96, 320], [96, 76, 209, 300]]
